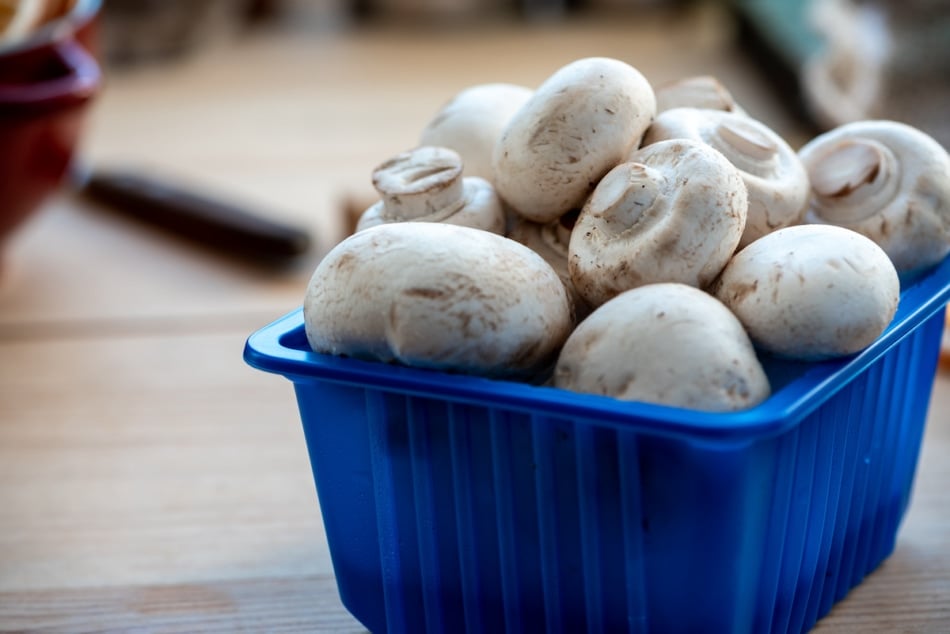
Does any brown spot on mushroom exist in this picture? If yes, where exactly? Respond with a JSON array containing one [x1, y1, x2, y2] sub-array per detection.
[[723, 373, 751, 400], [509, 337, 543, 368], [905, 204, 917, 226], [334, 252, 356, 272], [880, 217, 890, 238], [728, 280, 758, 304], [840, 257, 863, 275], [620, 374, 637, 393], [404, 287, 448, 300]]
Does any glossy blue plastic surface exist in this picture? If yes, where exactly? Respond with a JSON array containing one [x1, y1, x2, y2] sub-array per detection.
[[245, 255, 950, 634]]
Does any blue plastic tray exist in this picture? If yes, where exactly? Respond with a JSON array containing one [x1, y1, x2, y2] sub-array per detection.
[[245, 255, 950, 634]]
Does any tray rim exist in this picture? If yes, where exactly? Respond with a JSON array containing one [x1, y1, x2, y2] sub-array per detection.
[[244, 256, 950, 443]]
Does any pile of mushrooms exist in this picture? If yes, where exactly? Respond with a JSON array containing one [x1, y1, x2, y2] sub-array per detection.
[[305, 56, 950, 413]]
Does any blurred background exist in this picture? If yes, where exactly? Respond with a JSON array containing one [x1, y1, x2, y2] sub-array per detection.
[[1, 0, 946, 321], [89, 0, 949, 249], [3, 0, 948, 263], [69, 0, 945, 251], [2, 0, 948, 311], [94, 0, 949, 139]]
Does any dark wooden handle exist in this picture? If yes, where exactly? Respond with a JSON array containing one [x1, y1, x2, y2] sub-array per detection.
[[81, 169, 312, 261]]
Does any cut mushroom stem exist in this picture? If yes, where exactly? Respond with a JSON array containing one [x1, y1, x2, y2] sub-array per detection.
[[371, 147, 465, 221], [806, 139, 898, 223], [358, 146, 505, 235], [714, 118, 778, 166]]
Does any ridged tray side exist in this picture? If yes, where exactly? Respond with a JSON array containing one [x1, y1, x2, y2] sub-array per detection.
[[290, 310, 943, 634], [296, 393, 773, 632], [754, 310, 942, 634]]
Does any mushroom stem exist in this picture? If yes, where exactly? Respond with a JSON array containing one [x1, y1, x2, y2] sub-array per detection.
[[710, 118, 779, 176], [807, 139, 900, 224], [591, 163, 662, 230], [372, 147, 466, 221]]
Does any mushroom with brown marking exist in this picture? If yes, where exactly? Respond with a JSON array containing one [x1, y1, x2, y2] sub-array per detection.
[[711, 224, 900, 361], [798, 119, 950, 273], [493, 57, 656, 224], [304, 222, 573, 380], [554, 283, 770, 412], [419, 83, 533, 184], [640, 107, 810, 248], [569, 139, 747, 308], [356, 146, 505, 235]]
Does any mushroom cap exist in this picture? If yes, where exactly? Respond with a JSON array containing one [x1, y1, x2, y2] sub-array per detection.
[[711, 224, 900, 361], [798, 119, 950, 273], [357, 146, 505, 235], [641, 107, 810, 248], [304, 222, 573, 379], [419, 83, 533, 183], [554, 283, 770, 412], [569, 139, 747, 308], [493, 57, 657, 224], [654, 75, 746, 115]]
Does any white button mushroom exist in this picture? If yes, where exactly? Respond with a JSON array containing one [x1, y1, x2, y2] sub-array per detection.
[[356, 146, 506, 235], [798, 120, 950, 273], [711, 224, 900, 361], [508, 211, 591, 322], [554, 283, 770, 412], [654, 75, 746, 115], [304, 222, 573, 380], [419, 83, 533, 184], [568, 139, 748, 308], [493, 57, 657, 224], [640, 107, 810, 248]]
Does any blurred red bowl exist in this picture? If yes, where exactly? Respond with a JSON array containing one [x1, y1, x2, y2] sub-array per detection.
[[0, 0, 101, 245]]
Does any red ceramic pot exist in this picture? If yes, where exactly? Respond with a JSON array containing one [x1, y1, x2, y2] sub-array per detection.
[[0, 0, 101, 244]]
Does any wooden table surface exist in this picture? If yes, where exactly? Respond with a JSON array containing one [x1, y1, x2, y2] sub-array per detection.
[[1, 5, 948, 632]]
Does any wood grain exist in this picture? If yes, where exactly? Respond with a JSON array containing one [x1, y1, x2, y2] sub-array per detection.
[[0, 577, 365, 633], [0, 332, 331, 594]]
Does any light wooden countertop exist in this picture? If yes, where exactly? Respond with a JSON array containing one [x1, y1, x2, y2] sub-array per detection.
[[1, 5, 947, 632]]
